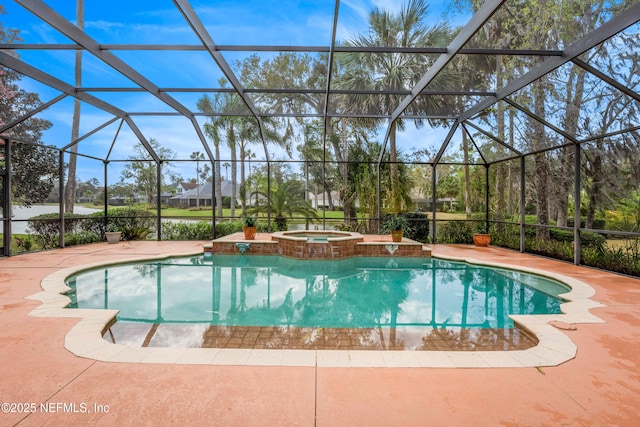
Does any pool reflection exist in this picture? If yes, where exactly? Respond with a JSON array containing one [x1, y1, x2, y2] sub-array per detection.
[[68, 255, 565, 351], [107, 323, 537, 351]]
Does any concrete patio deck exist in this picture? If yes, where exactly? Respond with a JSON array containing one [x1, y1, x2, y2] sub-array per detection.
[[1, 241, 639, 426]]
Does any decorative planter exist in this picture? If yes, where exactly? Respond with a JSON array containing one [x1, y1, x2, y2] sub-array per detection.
[[242, 226, 257, 240], [473, 233, 491, 247], [390, 230, 403, 243], [105, 231, 122, 244]]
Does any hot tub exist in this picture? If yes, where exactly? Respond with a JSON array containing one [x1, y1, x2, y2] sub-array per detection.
[[270, 230, 363, 258]]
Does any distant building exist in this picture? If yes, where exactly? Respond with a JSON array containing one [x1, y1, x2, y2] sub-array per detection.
[[307, 191, 342, 209], [410, 189, 457, 211], [161, 182, 197, 204], [168, 181, 243, 208]]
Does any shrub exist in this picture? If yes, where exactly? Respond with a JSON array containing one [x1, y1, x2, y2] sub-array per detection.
[[215, 220, 243, 237], [549, 228, 573, 242], [490, 223, 521, 250], [580, 231, 606, 251], [257, 222, 271, 233], [437, 221, 474, 244], [162, 221, 213, 240], [582, 246, 640, 277], [402, 212, 430, 243], [27, 213, 87, 249], [15, 234, 35, 252], [379, 212, 430, 242], [547, 228, 605, 252], [491, 231, 520, 250], [567, 217, 606, 230], [65, 231, 102, 246], [214, 219, 272, 238], [164, 219, 276, 240], [84, 207, 155, 240], [335, 221, 371, 234], [525, 238, 574, 262], [121, 226, 152, 240]]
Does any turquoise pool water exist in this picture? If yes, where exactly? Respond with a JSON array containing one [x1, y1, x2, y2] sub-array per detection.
[[285, 233, 341, 240], [66, 255, 565, 330]]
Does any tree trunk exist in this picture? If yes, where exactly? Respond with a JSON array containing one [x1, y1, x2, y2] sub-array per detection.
[[214, 146, 223, 217], [323, 180, 335, 213], [228, 124, 237, 218], [239, 139, 246, 215], [64, 0, 84, 213], [533, 80, 550, 240], [462, 131, 472, 219], [336, 119, 347, 222], [534, 152, 550, 240], [389, 121, 399, 213], [557, 65, 585, 227], [507, 109, 516, 215], [495, 96, 506, 231], [530, 10, 551, 240], [586, 148, 602, 230]]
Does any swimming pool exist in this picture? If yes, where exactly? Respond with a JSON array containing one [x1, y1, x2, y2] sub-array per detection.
[[65, 255, 567, 351]]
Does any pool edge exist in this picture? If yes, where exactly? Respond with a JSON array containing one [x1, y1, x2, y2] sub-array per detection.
[[26, 249, 605, 368]]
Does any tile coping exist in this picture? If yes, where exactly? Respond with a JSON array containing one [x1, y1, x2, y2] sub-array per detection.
[[26, 249, 605, 368]]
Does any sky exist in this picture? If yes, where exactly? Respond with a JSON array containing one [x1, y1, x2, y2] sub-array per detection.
[[2, 0, 473, 183]]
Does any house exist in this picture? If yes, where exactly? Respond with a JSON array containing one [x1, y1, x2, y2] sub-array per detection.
[[307, 191, 342, 209], [169, 182, 215, 208], [410, 189, 458, 211], [168, 181, 244, 208], [161, 182, 197, 204]]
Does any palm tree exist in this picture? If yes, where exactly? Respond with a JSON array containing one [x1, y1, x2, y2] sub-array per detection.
[[337, 0, 453, 212], [64, 0, 84, 213], [248, 181, 320, 231], [236, 116, 283, 215], [227, 123, 237, 217], [190, 151, 205, 208], [222, 162, 230, 180], [198, 79, 245, 218], [197, 92, 225, 217]]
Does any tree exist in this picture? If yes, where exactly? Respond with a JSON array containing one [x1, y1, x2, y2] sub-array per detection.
[[75, 177, 100, 202], [235, 115, 283, 215], [234, 53, 350, 216], [297, 121, 338, 211], [347, 138, 413, 230], [63, 0, 83, 213], [349, 139, 381, 230], [198, 79, 253, 218], [119, 139, 178, 204], [0, 6, 58, 208], [227, 120, 238, 217], [338, 0, 453, 213], [222, 162, 230, 180], [198, 93, 224, 216], [190, 151, 209, 208], [248, 180, 320, 231]]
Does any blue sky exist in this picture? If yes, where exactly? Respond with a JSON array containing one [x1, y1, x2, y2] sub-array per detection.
[[3, 1, 471, 183]]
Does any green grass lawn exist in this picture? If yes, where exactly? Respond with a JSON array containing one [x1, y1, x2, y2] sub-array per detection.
[[160, 207, 216, 217], [75, 203, 355, 221], [73, 202, 462, 222]]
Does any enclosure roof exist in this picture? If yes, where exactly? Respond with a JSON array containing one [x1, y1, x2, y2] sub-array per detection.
[[1, 0, 640, 166]]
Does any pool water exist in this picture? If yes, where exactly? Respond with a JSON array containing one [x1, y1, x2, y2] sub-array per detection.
[[66, 255, 565, 332], [284, 233, 340, 241]]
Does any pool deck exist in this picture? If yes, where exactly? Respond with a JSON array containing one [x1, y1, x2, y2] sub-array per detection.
[[1, 241, 639, 425]]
